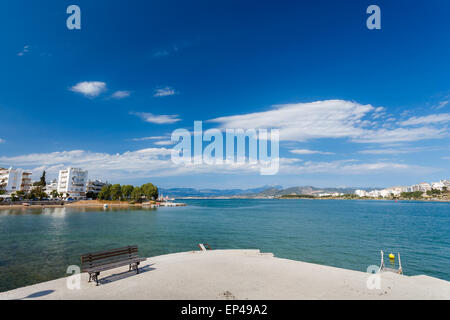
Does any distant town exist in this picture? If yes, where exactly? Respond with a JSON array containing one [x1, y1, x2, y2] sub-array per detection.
[[1, 166, 449, 202]]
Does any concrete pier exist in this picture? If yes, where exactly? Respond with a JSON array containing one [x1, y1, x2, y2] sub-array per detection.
[[1, 250, 449, 300]]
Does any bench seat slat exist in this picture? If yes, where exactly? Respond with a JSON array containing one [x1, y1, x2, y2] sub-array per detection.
[[82, 252, 139, 264], [81, 245, 138, 258], [81, 247, 138, 261], [83, 257, 146, 273]]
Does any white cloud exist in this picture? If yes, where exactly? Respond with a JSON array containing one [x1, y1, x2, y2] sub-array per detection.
[[153, 140, 175, 146], [70, 81, 107, 98], [131, 136, 168, 141], [209, 100, 448, 144], [131, 112, 181, 124], [153, 87, 176, 97], [0, 138, 5, 143], [17, 45, 30, 56], [358, 146, 443, 155], [111, 90, 131, 99], [209, 100, 373, 141], [400, 113, 450, 126], [352, 127, 446, 143], [279, 159, 428, 175], [0, 148, 435, 182], [290, 149, 335, 155], [435, 100, 449, 110]]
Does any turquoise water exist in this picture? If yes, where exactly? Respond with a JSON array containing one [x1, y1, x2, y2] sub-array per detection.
[[0, 199, 449, 292]]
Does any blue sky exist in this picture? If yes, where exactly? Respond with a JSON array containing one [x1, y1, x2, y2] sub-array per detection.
[[0, 0, 449, 189]]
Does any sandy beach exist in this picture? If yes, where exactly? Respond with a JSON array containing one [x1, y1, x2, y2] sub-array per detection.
[[1, 249, 448, 300]]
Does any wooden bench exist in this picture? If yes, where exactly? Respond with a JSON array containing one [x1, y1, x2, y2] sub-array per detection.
[[81, 245, 146, 285]]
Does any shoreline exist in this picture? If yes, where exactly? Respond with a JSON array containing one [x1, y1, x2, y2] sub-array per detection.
[[1, 198, 449, 210], [0, 200, 186, 210], [1, 249, 449, 300], [177, 197, 450, 202]]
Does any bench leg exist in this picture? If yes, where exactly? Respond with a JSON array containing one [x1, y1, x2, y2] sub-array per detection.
[[91, 272, 99, 286], [130, 262, 140, 274]]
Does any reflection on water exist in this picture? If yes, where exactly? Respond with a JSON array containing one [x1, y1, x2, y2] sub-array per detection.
[[0, 199, 449, 292]]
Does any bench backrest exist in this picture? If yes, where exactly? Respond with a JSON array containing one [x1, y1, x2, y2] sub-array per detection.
[[81, 245, 139, 271]]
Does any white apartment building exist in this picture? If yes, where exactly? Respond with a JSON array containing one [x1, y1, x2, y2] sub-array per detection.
[[86, 179, 108, 195], [57, 167, 88, 199], [0, 167, 32, 193], [355, 190, 368, 197], [45, 179, 59, 197], [411, 182, 432, 192]]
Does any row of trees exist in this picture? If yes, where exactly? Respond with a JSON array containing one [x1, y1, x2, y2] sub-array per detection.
[[97, 183, 158, 202], [400, 188, 448, 199]]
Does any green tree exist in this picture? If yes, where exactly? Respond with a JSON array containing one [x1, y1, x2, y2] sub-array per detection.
[[131, 186, 144, 202], [86, 191, 98, 200], [16, 190, 26, 199], [110, 184, 122, 201], [98, 185, 111, 200], [39, 171, 47, 187], [141, 183, 158, 200], [121, 185, 134, 199], [51, 190, 60, 199], [400, 191, 423, 199], [27, 187, 47, 200]]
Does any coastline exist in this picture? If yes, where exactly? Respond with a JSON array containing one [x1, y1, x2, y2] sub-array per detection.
[[1, 197, 449, 210], [177, 196, 450, 202], [1, 249, 449, 300], [0, 200, 186, 210]]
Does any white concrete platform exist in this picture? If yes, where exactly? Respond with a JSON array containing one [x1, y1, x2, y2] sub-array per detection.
[[1, 250, 449, 300]]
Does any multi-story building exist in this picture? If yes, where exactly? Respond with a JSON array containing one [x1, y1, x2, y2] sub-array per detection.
[[57, 167, 88, 199], [355, 189, 368, 197], [86, 179, 108, 195], [441, 180, 450, 189], [45, 179, 59, 197], [0, 167, 32, 193]]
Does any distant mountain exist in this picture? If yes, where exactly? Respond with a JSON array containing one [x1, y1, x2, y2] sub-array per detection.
[[159, 185, 283, 197], [248, 186, 358, 197], [158, 185, 369, 198]]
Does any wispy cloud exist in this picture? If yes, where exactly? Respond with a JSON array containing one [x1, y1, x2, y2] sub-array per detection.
[[358, 147, 430, 154], [435, 100, 449, 110], [209, 100, 448, 144], [70, 81, 107, 98], [152, 40, 195, 58], [153, 87, 176, 97], [352, 127, 446, 143], [131, 136, 168, 141], [153, 140, 175, 146], [111, 90, 131, 99], [400, 113, 450, 126], [290, 149, 335, 155], [17, 45, 30, 56], [131, 112, 181, 124], [1, 148, 425, 182], [0, 138, 5, 144]]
